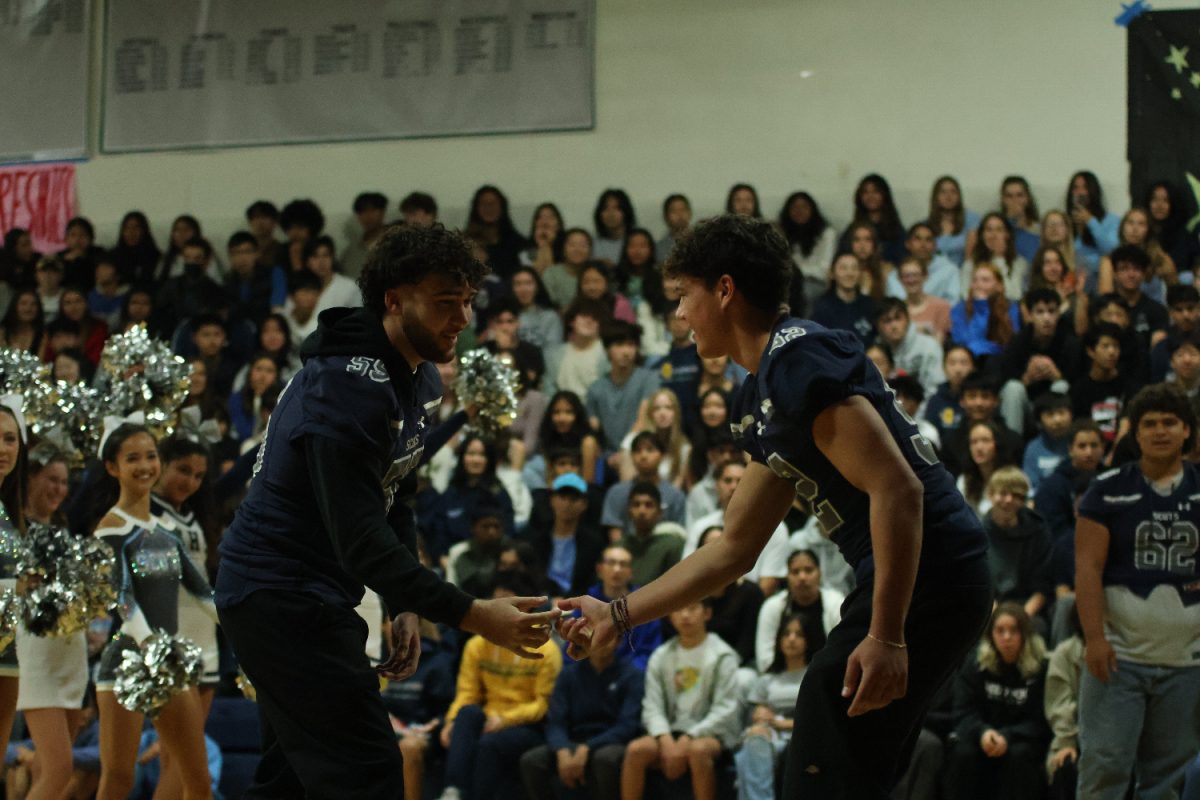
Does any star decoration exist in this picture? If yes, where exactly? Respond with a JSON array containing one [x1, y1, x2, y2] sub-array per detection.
[[1186, 172, 1200, 233], [1173, 88, 1183, 99], [1191, 71, 1200, 89], [1166, 44, 1190, 73]]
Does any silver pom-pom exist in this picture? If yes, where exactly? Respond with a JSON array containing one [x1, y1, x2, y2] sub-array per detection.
[[0, 349, 49, 396], [17, 524, 116, 637], [0, 588, 20, 655], [453, 349, 519, 441], [113, 631, 203, 717], [99, 325, 192, 440], [24, 384, 104, 469]]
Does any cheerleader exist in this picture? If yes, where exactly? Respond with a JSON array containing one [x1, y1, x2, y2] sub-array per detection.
[[0, 398, 27, 771], [93, 422, 217, 800], [15, 442, 87, 800], [150, 433, 218, 799]]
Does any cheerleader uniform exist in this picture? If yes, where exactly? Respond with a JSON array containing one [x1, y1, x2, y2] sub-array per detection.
[[0, 502, 20, 678], [94, 507, 217, 691], [14, 523, 88, 710], [152, 495, 219, 686]]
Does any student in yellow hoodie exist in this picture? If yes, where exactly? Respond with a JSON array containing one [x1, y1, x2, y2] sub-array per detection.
[[437, 572, 563, 800]]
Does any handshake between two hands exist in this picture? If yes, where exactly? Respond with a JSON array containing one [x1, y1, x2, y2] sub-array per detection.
[[374, 595, 613, 681]]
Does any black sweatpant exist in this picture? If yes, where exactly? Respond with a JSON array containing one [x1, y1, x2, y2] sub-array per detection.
[[218, 589, 404, 800], [783, 558, 993, 799]]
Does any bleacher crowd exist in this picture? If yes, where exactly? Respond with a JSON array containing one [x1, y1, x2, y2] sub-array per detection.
[[0, 170, 1198, 799]]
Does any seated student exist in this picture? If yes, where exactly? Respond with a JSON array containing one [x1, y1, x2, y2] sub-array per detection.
[[617, 482, 683, 587], [885, 221, 962, 304], [959, 213, 1030, 302], [526, 473, 605, 600], [685, 460, 790, 597], [526, 446, 605, 534], [480, 296, 545, 394], [447, 501, 511, 599], [282, 268, 322, 344], [1150, 284, 1200, 381], [224, 230, 275, 325], [400, 191, 438, 228], [41, 316, 80, 364], [585, 321, 660, 460], [693, 526, 764, 668], [1108, 243, 1169, 353], [941, 371, 1025, 478], [810, 253, 879, 347], [1021, 391, 1073, 494], [600, 432, 686, 541], [245, 200, 282, 269], [649, 300, 702, 430], [889, 375, 944, 451], [621, 598, 741, 800], [586, 544, 662, 670], [951, 262, 1021, 368], [543, 298, 608, 400], [87, 253, 129, 332], [957, 419, 1022, 519], [1001, 287, 1083, 407], [754, 548, 843, 673], [874, 297, 945, 397], [734, 613, 818, 800], [438, 572, 562, 800], [386, 618, 458, 800], [518, 633, 644, 800], [1034, 420, 1104, 592], [189, 312, 241, 399], [684, 427, 740, 526], [866, 340, 896, 381], [1166, 330, 1200, 399], [421, 434, 515, 564], [153, 236, 227, 336], [895, 257, 952, 343], [1043, 606, 1084, 798], [340, 191, 388, 279], [925, 344, 976, 447], [1072, 322, 1140, 446], [982, 467, 1054, 626], [943, 603, 1050, 800]]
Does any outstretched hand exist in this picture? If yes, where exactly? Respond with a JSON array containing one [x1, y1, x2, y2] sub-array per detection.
[[463, 596, 562, 659], [841, 635, 909, 717], [377, 612, 421, 681], [555, 595, 617, 661]]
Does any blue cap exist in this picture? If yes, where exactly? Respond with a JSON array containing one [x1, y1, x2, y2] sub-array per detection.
[[551, 473, 588, 495]]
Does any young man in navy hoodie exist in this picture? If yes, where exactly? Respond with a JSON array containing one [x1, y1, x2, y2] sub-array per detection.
[[217, 224, 560, 800]]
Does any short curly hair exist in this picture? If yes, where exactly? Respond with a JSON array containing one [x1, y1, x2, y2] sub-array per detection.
[[358, 223, 489, 316], [664, 214, 792, 316], [1126, 382, 1198, 453]]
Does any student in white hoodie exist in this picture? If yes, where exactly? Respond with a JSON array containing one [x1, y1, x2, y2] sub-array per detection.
[[755, 549, 844, 674]]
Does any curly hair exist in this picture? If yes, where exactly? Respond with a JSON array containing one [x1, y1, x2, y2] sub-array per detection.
[[1126, 382, 1198, 453], [664, 214, 791, 317], [357, 223, 489, 316]]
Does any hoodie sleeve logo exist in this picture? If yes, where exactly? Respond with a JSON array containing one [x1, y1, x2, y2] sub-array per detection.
[[347, 357, 390, 383]]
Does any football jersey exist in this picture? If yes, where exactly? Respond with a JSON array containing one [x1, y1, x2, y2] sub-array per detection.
[[730, 317, 986, 582], [217, 350, 442, 609], [1077, 462, 1200, 666]]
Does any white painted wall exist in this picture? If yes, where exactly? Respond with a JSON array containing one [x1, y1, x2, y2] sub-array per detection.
[[73, 0, 1191, 250]]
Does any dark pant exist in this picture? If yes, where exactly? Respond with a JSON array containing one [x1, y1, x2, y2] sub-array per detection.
[[445, 704, 544, 800], [519, 742, 626, 800], [218, 590, 403, 800], [942, 737, 1046, 800], [783, 560, 993, 799]]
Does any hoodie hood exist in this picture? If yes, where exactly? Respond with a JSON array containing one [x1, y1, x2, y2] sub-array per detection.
[[300, 307, 418, 404]]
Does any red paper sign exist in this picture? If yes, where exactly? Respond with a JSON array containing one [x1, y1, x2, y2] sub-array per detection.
[[0, 163, 77, 255]]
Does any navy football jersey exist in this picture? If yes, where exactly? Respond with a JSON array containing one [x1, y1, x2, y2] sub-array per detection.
[[1077, 462, 1200, 604], [216, 352, 442, 608], [730, 318, 986, 580]]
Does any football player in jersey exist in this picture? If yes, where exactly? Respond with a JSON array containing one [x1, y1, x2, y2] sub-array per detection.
[[216, 224, 561, 799], [557, 215, 992, 797], [1074, 383, 1200, 799]]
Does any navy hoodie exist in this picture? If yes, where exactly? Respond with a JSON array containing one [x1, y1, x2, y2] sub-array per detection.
[[216, 307, 474, 627]]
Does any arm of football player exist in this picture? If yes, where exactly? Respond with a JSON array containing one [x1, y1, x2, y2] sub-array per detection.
[[1074, 516, 1117, 682], [557, 460, 795, 658], [810, 395, 925, 717]]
